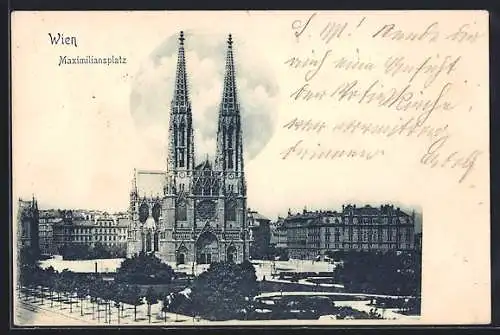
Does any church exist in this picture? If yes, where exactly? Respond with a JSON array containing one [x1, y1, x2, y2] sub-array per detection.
[[126, 32, 249, 265]]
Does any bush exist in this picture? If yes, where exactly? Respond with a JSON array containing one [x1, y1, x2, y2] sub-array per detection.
[[267, 246, 289, 261], [163, 291, 193, 316], [59, 243, 126, 260], [190, 260, 259, 320], [334, 250, 421, 296], [115, 252, 175, 284]]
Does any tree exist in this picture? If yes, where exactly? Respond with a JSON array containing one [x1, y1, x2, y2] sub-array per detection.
[[120, 284, 143, 322], [266, 246, 289, 261], [191, 261, 259, 321], [92, 243, 112, 259], [31, 268, 46, 305], [113, 284, 128, 324], [59, 269, 76, 313], [75, 280, 89, 317], [163, 292, 187, 322], [52, 273, 66, 310], [161, 294, 172, 322], [334, 250, 421, 296], [115, 252, 174, 284], [115, 284, 130, 320], [145, 286, 159, 324], [102, 281, 119, 324], [277, 248, 289, 261], [89, 279, 104, 322], [18, 246, 41, 302], [44, 266, 57, 308], [88, 279, 108, 321]]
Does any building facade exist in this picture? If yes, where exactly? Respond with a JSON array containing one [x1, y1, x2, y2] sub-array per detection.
[[17, 197, 40, 258], [283, 204, 416, 260], [127, 32, 249, 265], [247, 210, 271, 259], [39, 210, 61, 255], [52, 210, 128, 255], [270, 217, 288, 249]]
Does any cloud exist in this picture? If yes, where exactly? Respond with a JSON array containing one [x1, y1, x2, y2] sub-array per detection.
[[130, 32, 279, 166]]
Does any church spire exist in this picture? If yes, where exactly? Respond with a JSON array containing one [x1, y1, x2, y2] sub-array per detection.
[[131, 168, 137, 194], [216, 34, 245, 177], [168, 31, 195, 173], [219, 34, 239, 116], [172, 31, 190, 110]]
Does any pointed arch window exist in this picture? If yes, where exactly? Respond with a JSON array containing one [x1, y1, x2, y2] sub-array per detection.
[[179, 149, 185, 167], [174, 126, 178, 147], [227, 152, 234, 169], [139, 203, 149, 223], [226, 200, 237, 221], [146, 231, 152, 252], [227, 127, 233, 149], [203, 183, 211, 196], [152, 203, 161, 222], [154, 232, 159, 252], [179, 123, 185, 147], [176, 200, 187, 221], [226, 126, 234, 169], [141, 231, 146, 252]]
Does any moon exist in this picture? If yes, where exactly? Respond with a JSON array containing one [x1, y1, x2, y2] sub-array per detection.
[[130, 30, 279, 166]]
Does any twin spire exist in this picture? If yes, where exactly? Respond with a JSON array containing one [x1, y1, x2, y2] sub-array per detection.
[[171, 31, 240, 117], [169, 31, 243, 174]]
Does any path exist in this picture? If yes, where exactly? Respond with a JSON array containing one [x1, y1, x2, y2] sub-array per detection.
[[14, 291, 197, 326], [256, 291, 416, 299]]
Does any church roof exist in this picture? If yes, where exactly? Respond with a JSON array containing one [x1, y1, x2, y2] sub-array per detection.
[[195, 158, 213, 171], [135, 170, 165, 198]]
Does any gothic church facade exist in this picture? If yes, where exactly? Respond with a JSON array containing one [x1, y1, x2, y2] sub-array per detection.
[[127, 32, 249, 265]]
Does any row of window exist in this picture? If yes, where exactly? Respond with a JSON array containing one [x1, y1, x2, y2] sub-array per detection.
[[289, 243, 411, 254], [290, 233, 412, 245], [287, 216, 411, 227], [342, 243, 407, 249], [96, 220, 115, 226], [58, 228, 126, 234], [68, 235, 127, 242], [288, 227, 412, 235]]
